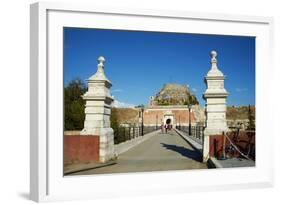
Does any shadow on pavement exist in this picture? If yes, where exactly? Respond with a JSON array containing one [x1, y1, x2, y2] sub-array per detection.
[[160, 143, 202, 162]]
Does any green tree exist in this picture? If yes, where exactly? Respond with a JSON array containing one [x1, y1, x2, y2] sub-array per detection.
[[189, 94, 199, 105], [183, 95, 199, 105], [64, 79, 87, 130], [110, 108, 120, 132]]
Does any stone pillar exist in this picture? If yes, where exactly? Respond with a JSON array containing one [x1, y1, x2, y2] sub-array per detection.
[[203, 51, 228, 162], [80, 56, 115, 163]]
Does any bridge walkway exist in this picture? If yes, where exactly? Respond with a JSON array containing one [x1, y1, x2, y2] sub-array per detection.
[[71, 129, 207, 175]]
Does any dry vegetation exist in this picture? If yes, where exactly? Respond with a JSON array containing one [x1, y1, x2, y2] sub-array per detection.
[[226, 106, 255, 120], [111, 108, 139, 125]]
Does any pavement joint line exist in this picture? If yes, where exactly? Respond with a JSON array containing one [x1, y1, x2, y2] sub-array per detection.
[[209, 157, 223, 168], [174, 128, 203, 155], [64, 160, 117, 175]]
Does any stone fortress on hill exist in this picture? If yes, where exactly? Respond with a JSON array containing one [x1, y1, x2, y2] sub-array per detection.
[[143, 83, 205, 128], [112, 83, 206, 128], [150, 83, 199, 106]]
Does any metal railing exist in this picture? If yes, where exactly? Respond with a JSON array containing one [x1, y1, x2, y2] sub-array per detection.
[[225, 130, 255, 160], [175, 125, 204, 144], [113, 126, 159, 144]]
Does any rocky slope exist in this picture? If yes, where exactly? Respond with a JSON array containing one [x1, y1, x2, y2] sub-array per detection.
[[153, 83, 198, 106]]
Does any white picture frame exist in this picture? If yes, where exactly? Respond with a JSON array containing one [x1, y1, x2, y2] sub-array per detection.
[[30, 2, 274, 202]]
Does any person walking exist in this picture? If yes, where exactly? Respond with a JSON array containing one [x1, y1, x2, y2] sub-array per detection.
[[161, 122, 164, 134]]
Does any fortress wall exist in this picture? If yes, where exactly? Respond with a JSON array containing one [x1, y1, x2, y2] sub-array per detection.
[[143, 110, 164, 125], [143, 108, 196, 125]]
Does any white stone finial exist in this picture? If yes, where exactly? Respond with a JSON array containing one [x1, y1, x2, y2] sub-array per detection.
[[210, 50, 217, 67], [208, 50, 221, 73], [98, 56, 105, 66], [210, 50, 217, 59], [88, 56, 110, 81]]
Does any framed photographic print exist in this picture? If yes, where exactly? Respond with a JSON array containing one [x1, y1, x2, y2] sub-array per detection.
[[30, 2, 274, 202]]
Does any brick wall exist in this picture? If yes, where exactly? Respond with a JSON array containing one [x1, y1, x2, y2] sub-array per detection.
[[209, 135, 224, 158], [64, 135, 100, 164]]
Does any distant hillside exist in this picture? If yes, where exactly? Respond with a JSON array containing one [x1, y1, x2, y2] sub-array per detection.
[[111, 108, 139, 125], [226, 106, 255, 120], [152, 83, 198, 106]]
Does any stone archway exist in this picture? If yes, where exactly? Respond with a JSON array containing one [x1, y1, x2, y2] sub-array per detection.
[[166, 118, 171, 124], [163, 111, 174, 128]]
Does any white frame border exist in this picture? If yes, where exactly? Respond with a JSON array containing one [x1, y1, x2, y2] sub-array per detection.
[[30, 2, 274, 202]]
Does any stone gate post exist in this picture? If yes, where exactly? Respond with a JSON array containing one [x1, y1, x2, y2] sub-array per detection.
[[203, 51, 228, 162], [80, 56, 115, 163]]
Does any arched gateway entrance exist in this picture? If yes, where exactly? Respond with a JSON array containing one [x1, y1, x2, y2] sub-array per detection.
[[163, 110, 174, 128], [166, 118, 171, 124]]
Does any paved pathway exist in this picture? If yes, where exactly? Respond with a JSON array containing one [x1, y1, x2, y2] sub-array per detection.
[[71, 130, 207, 175]]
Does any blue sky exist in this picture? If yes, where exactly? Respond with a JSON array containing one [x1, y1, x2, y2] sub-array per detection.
[[64, 27, 255, 107]]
